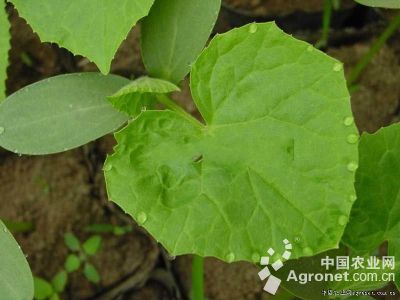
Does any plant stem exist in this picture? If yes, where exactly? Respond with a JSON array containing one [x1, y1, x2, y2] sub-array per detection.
[[156, 94, 204, 128], [348, 13, 400, 85], [192, 255, 204, 300], [316, 0, 333, 48]]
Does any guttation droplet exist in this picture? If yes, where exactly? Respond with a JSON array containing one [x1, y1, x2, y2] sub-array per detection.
[[302, 247, 313, 256], [0, 127, 4, 135], [252, 252, 260, 263], [249, 23, 258, 34], [104, 164, 112, 172], [307, 45, 313, 52], [226, 252, 235, 263], [343, 117, 354, 126], [338, 215, 348, 226], [137, 212, 147, 225], [349, 194, 357, 202], [333, 63, 343, 72], [347, 134, 359, 144], [347, 161, 358, 172]]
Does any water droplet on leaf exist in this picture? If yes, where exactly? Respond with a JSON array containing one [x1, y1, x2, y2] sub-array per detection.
[[333, 63, 342, 72], [251, 252, 260, 263], [338, 215, 348, 226], [307, 45, 313, 52], [347, 161, 358, 172], [343, 117, 354, 126], [302, 247, 313, 256], [249, 23, 258, 33], [347, 134, 359, 144], [104, 164, 113, 172], [226, 252, 235, 263], [349, 194, 357, 202], [137, 212, 147, 225]]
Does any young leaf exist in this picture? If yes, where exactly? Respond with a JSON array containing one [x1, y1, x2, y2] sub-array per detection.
[[82, 235, 102, 256], [0, 2, 10, 101], [64, 254, 80, 273], [0, 73, 129, 155], [0, 221, 34, 300], [51, 270, 67, 293], [64, 233, 80, 252], [105, 23, 358, 263], [141, 0, 221, 83], [354, 0, 400, 8], [83, 263, 101, 284], [343, 123, 400, 288], [49, 294, 60, 300], [108, 76, 180, 116], [10, 0, 154, 74], [33, 277, 53, 300]]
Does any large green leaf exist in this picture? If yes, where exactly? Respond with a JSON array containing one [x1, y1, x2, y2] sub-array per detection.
[[0, 73, 129, 155], [0, 3, 10, 100], [108, 76, 180, 116], [10, 0, 154, 74], [0, 220, 34, 300], [354, 0, 400, 8], [343, 123, 400, 288], [141, 0, 221, 83], [105, 22, 358, 262]]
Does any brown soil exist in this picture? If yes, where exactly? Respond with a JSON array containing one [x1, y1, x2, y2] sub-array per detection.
[[223, 0, 354, 17], [329, 43, 400, 133]]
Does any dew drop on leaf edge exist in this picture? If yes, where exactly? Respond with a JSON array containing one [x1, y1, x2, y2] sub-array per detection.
[[137, 212, 147, 225], [343, 117, 354, 126], [302, 247, 313, 256], [347, 161, 358, 172], [226, 252, 235, 263], [333, 63, 343, 72], [104, 164, 113, 172], [249, 23, 258, 34], [251, 252, 260, 263], [347, 134, 359, 144], [349, 194, 357, 202], [338, 215, 348, 226]]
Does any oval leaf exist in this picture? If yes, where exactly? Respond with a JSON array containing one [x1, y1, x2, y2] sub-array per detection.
[[0, 73, 129, 155], [141, 0, 221, 83], [0, 221, 34, 300], [10, 0, 154, 74], [83, 263, 100, 284], [0, 2, 10, 100], [64, 254, 80, 273], [105, 23, 358, 262], [354, 0, 400, 8], [33, 277, 53, 300], [82, 235, 102, 256]]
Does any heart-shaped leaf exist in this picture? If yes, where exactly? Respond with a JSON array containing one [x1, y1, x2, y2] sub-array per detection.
[[343, 123, 400, 289], [0, 3, 10, 100], [10, 0, 154, 74], [105, 23, 358, 263], [0, 73, 129, 155]]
